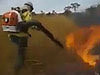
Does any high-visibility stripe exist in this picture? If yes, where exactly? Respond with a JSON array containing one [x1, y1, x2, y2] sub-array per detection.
[[9, 33, 29, 37]]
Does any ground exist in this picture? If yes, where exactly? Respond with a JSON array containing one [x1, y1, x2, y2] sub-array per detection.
[[0, 15, 96, 75]]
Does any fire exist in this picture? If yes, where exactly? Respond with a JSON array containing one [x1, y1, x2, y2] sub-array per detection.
[[66, 26, 100, 67]]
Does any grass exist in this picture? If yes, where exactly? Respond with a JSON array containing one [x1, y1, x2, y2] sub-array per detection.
[[0, 15, 83, 75]]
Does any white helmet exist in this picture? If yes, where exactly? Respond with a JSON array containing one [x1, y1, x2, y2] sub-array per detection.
[[24, 2, 33, 7], [24, 2, 33, 11]]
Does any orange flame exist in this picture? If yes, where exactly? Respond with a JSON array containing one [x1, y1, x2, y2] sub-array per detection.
[[66, 26, 100, 67]]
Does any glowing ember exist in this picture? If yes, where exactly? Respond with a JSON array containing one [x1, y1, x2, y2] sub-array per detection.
[[66, 26, 100, 67]]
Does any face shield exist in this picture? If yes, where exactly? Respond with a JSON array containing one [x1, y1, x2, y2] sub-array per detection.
[[21, 5, 32, 13]]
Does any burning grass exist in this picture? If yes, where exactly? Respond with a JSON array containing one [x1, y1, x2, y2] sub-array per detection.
[[66, 25, 100, 67]]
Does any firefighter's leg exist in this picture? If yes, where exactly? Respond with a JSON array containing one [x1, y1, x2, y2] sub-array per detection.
[[14, 37, 28, 75], [15, 46, 26, 74], [9, 35, 19, 45]]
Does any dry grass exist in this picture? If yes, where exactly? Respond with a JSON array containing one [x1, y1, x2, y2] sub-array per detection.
[[0, 15, 83, 75]]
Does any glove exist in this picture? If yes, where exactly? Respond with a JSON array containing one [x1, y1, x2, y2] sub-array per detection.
[[31, 25, 40, 30]]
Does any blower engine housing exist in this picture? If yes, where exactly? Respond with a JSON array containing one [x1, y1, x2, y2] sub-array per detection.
[[2, 11, 19, 32]]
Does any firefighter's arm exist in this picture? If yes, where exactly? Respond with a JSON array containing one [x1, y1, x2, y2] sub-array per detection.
[[23, 20, 42, 30], [31, 20, 42, 30], [17, 20, 42, 30]]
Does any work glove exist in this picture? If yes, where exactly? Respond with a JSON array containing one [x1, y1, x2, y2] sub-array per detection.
[[31, 25, 40, 31]]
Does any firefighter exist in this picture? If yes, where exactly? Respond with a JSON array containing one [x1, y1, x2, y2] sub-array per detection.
[[8, 2, 42, 75], [6, 2, 63, 75]]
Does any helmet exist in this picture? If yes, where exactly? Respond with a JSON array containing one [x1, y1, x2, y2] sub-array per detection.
[[24, 2, 33, 11], [24, 2, 33, 8]]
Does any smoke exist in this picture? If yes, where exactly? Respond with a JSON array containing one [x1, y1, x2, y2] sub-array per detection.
[[72, 3, 100, 27]]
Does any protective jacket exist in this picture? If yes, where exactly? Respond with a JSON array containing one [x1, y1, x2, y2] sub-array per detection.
[[9, 10, 33, 37]]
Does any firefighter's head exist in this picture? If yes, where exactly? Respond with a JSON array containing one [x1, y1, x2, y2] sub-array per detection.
[[22, 2, 33, 12]]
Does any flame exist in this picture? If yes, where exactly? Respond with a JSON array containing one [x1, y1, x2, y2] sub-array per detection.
[[66, 26, 100, 67]]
